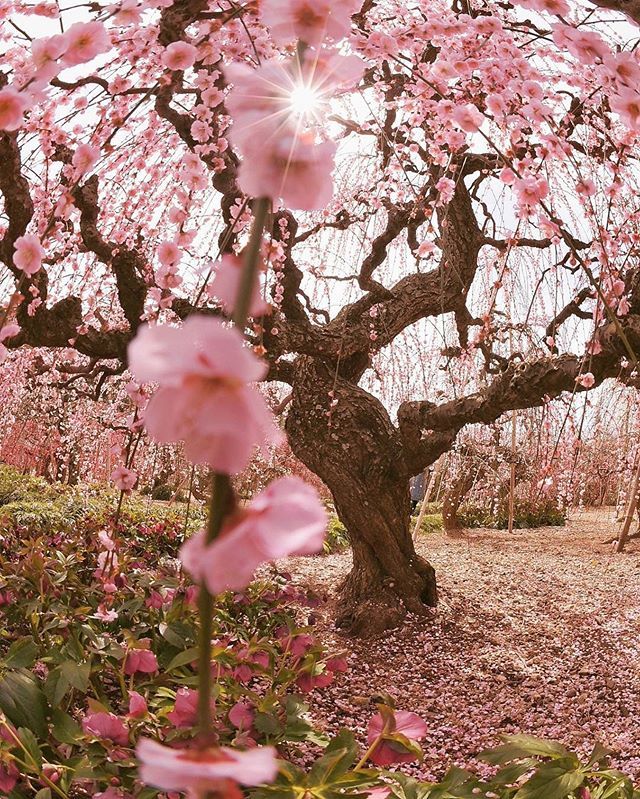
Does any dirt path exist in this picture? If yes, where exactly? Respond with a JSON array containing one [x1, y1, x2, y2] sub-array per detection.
[[284, 508, 640, 779]]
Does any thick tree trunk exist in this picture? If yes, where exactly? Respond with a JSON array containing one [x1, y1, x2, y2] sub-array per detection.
[[286, 358, 437, 636]]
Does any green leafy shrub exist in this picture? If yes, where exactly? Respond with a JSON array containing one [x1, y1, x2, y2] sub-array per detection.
[[458, 498, 566, 529], [324, 516, 350, 553]]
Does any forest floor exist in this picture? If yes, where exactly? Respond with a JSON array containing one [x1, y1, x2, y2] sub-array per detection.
[[283, 507, 640, 780]]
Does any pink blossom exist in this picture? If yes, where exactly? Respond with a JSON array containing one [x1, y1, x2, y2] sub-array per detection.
[[417, 241, 436, 257], [435, 177, 455, 205], [111, 465, 137, 491], [225, 54, 362, 149], [157, 240, 182, 266], [515, 0, 569, 15], [61, 21, 111, 66], [161, 41, 198, 71], [576, 178, 596, 196], [0, 324, 19, 364], [576, 372, 595, 388], [296, 670, 333, 692], [552, 25, 609, 64], [260, 0, 360, 46], [611, 89, 640, 130], [128, 317, 279, 474], [239, 133, 336, 210], [366, 709, 427, 766], [72, 143, 100, 176], [209, 254, 270, 317], [124, 648, 158, 675], [94, 605, 118, 622], [82, 712, 129, 745], [0, 87, 30, 131], [180, 476, 325, 594], [31, 34, 67, 80], [137, 739, 278, 795], [451, 103, 484, 132], [514, 175, 549, 213], [128, 691, 148, 718], [13, 234, 45, 276]]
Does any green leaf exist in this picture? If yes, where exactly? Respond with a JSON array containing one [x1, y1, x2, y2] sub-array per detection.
[[165, 647, 199, 672], [480, 735, 571, 765], [43, 667, 71, 706], [51, 709, 82, 744], [18, 727, 43, 770], [0, 669, 48, 737], [34, 790, 51, 799], [514, 764, 584, 799], [60, 660, 91, 693], [3, 637, 38, 669]]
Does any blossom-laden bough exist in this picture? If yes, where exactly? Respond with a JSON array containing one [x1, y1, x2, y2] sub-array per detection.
[[2, 0, 640, 641]]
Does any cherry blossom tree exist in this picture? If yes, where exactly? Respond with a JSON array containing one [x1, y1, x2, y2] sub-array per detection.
[[2, 0, 640, 635]]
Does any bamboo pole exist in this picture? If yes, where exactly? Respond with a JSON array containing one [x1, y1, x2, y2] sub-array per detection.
[[412, 464, 438, 540], [616, 447, 640, 552]]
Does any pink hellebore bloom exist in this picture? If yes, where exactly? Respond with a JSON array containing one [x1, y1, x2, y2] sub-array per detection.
[[124, 648, 158, 675], [111, 465, 137, 492], [161, 41, 198, 71], [209, 254, 270, 318], [0, 86, 31, 131], [83, 712, 129, 745], [180, 476, 326, 594], [128, 691, 148, 718], [13, 234, 45, 276], [0, 762, 19, 793], [229, 701, 255, 729], [127, 317, 280, 474], [137, 738, 279, 795], [260, 0, 360, 46], [167, 687, 204, 728], [366, 710, 427, 767], [61, 21, 111, 66]]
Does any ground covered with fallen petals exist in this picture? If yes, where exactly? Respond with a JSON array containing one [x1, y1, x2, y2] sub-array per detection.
[[284, 508, 640, 780]]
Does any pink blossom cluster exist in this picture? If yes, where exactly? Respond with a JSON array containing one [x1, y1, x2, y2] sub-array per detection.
[[224, 3, 364, 209]]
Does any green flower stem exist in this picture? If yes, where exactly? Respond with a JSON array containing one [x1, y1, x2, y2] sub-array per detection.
[[197, 196, 270, 735]]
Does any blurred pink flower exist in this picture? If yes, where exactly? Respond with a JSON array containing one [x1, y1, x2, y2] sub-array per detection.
[[180, 476, 326, 594], [61, 21, 111, 66], [238, 132, 336, 211], [367, 709, 427, 766], [209, 254, 270, 318], [137, 738, 279, 794], [0, 86, 30, 131], [13, 234, 45, 276], [260, 0, 360, 46], [111, 466, 137, 492], [83, 712, 129, 745], [127, 317, 280, 474]]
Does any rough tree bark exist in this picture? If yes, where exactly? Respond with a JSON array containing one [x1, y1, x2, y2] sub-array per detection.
[[286, 358, 436, 636]]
